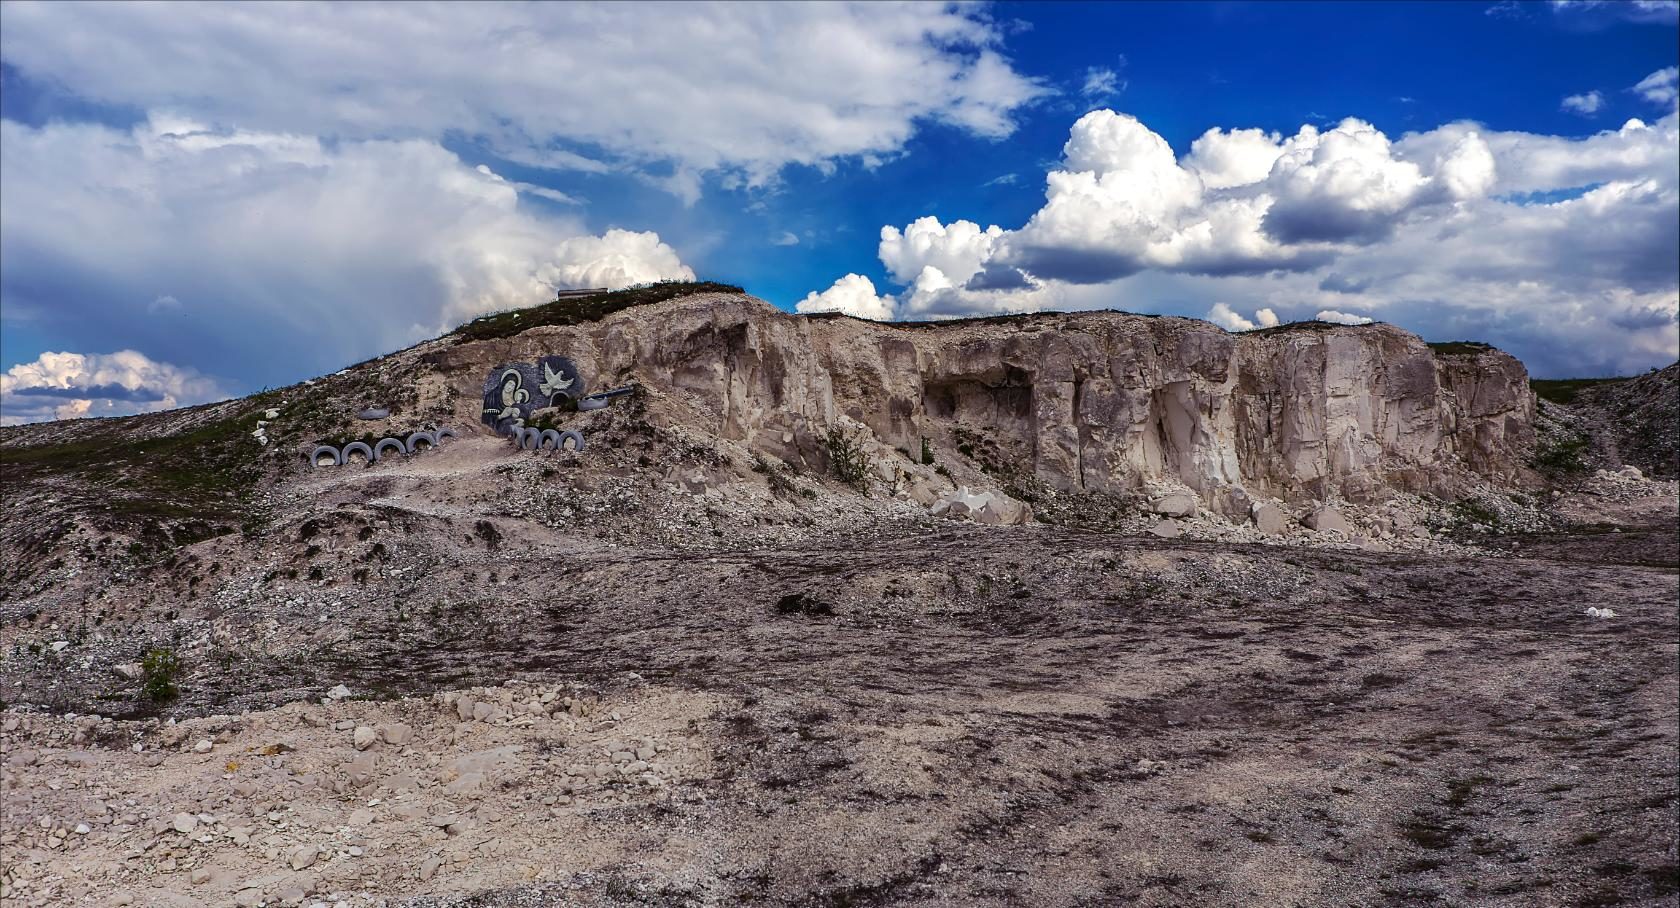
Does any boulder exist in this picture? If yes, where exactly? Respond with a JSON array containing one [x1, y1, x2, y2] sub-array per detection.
[[1250, 503, 1289, 535], [930, 487, 1031, 526], [289, 845, 318, 871], [1148, 493, 1197, 518], [352, 726, 378, 751], [1304, 506, 1352, 534], [1147, 519, 1184, 539], [1216, 485, 1254, 520]]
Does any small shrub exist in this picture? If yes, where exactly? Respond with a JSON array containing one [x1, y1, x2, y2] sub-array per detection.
[[1532, 433, 1590, 477], [822, 428, 872, 493], [1452, 498, 1501, 527], [752, 455, 797, 496], [920, 436, 935, 465], [774, 593, 834, 617], [140, 648, 182, 703]]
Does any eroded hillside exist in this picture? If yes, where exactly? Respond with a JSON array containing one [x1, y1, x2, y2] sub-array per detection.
[[1, 285, 1675, 907]]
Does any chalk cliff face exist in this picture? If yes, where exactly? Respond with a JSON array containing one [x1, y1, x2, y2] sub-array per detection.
[[428, 293, 1536, 508]]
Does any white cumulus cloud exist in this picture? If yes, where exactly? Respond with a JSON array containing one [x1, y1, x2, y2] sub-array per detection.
[[878, 217, 1006, 287], [0, 116, 695, 384], [795, 274, 897, 321], [542, 230, 694, 295], [1185, 127, 1287, 190], [1314, 309, 1375, 325], [803, 108, 1678, 376], [1206, 303, 1281, 332], [1, 350, 228, 425]]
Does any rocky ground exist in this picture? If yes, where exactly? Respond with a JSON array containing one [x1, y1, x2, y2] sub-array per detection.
[[2, 450, 1676, 906], [2, 291, 1675, 906]]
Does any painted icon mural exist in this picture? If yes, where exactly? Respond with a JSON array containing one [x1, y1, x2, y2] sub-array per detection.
[[481, 356, 588, 434]]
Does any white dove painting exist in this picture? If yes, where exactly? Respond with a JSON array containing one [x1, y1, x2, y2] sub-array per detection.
[[539, 360, 575, 399]]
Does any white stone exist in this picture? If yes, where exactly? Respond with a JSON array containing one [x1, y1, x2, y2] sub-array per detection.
[[289, 844, 318, 870], [1148, 493, 1197, 518], [352, 726, 377, 751], [1147, 519, 1184, 539], [1250, 502, 1289, 535], [1303, 506, 1352, 534], [929, 486, 1030, 526]]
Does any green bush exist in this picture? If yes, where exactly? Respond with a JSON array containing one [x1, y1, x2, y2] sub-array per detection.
[[752, 455, 797, 496], [920, 436, 935, 465], [140, 648, 182, 703], [1531, 433, 1591, 476], [823, 428, 872, 493]]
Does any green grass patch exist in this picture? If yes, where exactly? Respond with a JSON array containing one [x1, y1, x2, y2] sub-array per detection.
[[1427, 341, 1494, 356], [1530, 377, 1624, 405], [0, 400, 273, 544], [1248, 319, 1365, 338], [453, 280, 743, 343]]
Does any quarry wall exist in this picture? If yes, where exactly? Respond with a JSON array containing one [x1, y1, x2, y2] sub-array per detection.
[[429, 293, 1536, 509]]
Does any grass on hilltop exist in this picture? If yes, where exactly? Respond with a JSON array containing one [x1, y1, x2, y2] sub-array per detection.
[[453, 281, 744, 343], [1427, 341, 1495, 357], [1530, 377, 1625, 405]]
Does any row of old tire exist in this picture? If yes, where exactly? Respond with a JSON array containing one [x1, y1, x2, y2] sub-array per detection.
[[509, 426, 586, 453], [309, 428, 457, 468]]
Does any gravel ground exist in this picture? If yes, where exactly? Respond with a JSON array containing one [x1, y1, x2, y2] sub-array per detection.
[[3, 514, 1676, 907]]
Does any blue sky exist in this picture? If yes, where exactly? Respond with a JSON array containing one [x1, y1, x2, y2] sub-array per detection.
[[1, 1, 1676, 422]]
